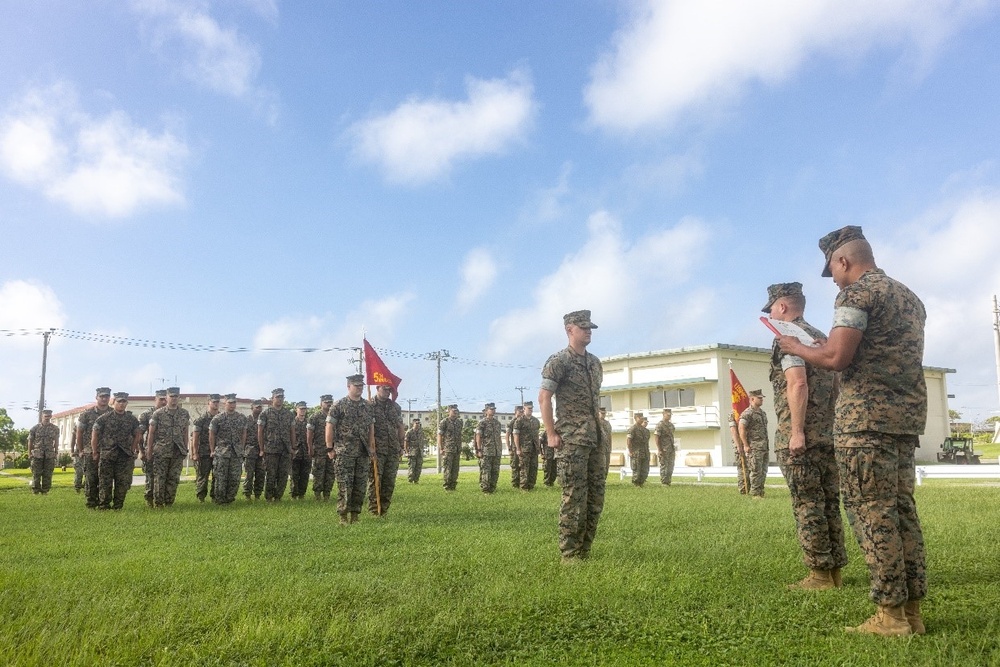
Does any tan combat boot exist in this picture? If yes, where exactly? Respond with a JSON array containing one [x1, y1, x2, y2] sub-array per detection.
[[904, 600, 925, 635], [831, 568, 843, 588], [787, 569, 836, 591], [845, 604, 912, 636]]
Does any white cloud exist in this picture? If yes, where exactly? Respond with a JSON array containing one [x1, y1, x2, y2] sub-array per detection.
[[456, 248, 498, 311], [251, 292, 415, 388], [0, 280, 67, 335], [132, 0, 278, 119], [532, 162, 573, 222], [349, 69, 536, 184], [0, 84, 187, 218], [873, 191, 1000, 420], [486, 211, 713, 358], [586, 0, 992, 132]]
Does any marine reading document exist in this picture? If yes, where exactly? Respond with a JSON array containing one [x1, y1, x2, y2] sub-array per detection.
[[759, 316, 817, 345]]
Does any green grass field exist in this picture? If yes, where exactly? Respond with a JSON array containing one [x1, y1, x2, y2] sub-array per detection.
[[1, 471, 998, 666]]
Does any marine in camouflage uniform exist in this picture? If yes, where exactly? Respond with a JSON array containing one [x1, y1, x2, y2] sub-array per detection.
[[258, 388, 294, 502], [290, 402, 311, 499], [540, 310, 608, 562], [765, 282, 847, 591], [655, 409, 676, 485], [28, 410, 60, 494], [76, 387, 112, 508], [780, 226, 929, 635], [327, 374, 374, 524], [404, 419, 426, 484], [243, 401, 265, 499], [209, 394, 247, 505], [513, 402, 540, 490], [507, 406, 523, 488], [92, 393, 140, 510], [476, 403, 503, 494], [739, 392, 769, 497], [626, 412, 650, 487], [369, 385, 404, 515], [308, 395, 335, 500], [730, 412, 749, 494], [438, 405, 463, 491], [147, 387, 190, 507], [138, 390, 167, 507], [191, 394, 221, 502]]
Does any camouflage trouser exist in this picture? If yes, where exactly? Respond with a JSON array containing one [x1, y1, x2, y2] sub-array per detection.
[[509, 446, 521, 488], [368, 449, 400, 515], [264, 452, 290, 501], [244, 451, 264, 498], [542, 456, 557, 486], [657, 446, 676, 485], [213, 454, 243, 504], [84, 455, 100, 508], [98, 450, 133, 509], [836, 432, 926, 607], [777, 446, 848, 572], [312, 455, 336, 498], [747, 448, 768, 497], [73, 456, 85, 490], [734, 447, 749, 494], [152, 452, 184, 507], [193, 455, 214, 501], [442, 448, 460, 490], [141, 456, 154, 505], [558, 444, 609, 558], [30, 456, 56, 493], [479, 456, 500, 493], [631, 453, 649, 487], [337, 454, 369, 516], [406, 454, 423, 483], [289, 456, 311, 499], [518, 446, 538, 490]]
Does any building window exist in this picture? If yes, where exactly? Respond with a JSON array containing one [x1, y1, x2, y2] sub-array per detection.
[[599, 395, 612, 411], [649, 388, 695, 409]]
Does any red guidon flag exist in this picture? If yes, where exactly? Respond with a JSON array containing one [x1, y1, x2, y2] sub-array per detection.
[[364, 339, 402, 401], [730, 368, 750, 422]]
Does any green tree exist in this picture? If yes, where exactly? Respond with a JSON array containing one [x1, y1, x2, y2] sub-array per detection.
[[949, 409, 962, 421], [0, 408, 25, 454]]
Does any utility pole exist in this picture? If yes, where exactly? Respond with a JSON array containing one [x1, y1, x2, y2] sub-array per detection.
[[406, 398, 416, 424], [426, 349, 450, 472], [37, 328, 55, 422], [514, 385, 528, 406], [993, 296, 1000, 442], [348, 347, 363, 375]]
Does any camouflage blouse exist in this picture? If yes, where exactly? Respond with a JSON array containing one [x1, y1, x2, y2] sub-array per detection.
[[832, 268, 927, 436], [210, 411, 248, 457], [327, 397, 373, 458], [476, 417, 503, 457], [769, 316, 836, 451], [540, 346, 603, 449]]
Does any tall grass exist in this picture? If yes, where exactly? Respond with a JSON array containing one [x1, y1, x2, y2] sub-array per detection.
[[1, 472, 998, 666]]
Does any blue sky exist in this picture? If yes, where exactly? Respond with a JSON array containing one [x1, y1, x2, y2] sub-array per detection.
[[3, 0, 1000, 428]]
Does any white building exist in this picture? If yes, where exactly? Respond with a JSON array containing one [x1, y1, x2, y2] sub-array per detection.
[[600, 343, 953, 466]]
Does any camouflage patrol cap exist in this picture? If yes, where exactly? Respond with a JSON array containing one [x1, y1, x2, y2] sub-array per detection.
[[41, 409, 52, 416], [484, 402, 496, 410], [320, 394, 333, 402], [251, 399, 264, 407], [295, 401, 307, 409], [819, 225, 865, 277], [634, 412, 644, 419], [662, 408, 672, 414], [448, 404, 459, 410], [224, 393, 237, 402], [208, 394, 221, 402], [271, 388, 285, 397], [154, 389, 167, 398], [599, 406, 607, 412], [412, 417, 421, 423], [749, 389, 765, 398], [563, 310, 598, 329], [113, 392, 129, 401], [346, 374, 364, 385], [167, 387, 181, 396], [523, 400, 533, 407], [761, 282, 803, 313], [96, 387, 111, 396]]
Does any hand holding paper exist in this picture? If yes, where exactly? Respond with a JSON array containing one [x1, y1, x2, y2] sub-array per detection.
[[760, 316, 817, 345]]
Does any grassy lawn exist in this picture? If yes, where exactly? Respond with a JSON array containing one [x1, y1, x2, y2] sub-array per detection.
[[1, 472, 998, 666]]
